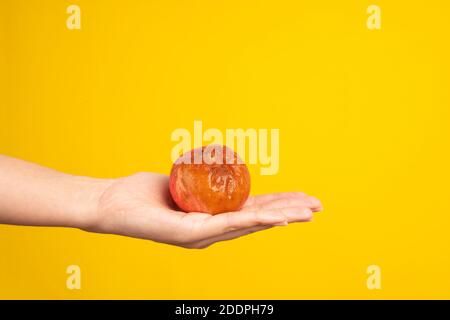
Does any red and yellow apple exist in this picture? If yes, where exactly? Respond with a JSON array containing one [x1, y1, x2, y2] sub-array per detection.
[[169, 145, 250, 214]]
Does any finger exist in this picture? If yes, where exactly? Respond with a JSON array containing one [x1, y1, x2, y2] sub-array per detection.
[[308, 196, 323, 212], [243, 192, 308, 209], [250, 197, 310, 210], [179, 208, 285, 243], [188, 207, 313, 248], [186, 225, 273, 249], [186, 205, 313, 243], [245, 193, 323, 212], [200, 208, 287, 237], [278, 206, 313, 222]]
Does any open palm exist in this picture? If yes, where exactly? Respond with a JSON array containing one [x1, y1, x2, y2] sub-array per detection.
[[92, 172, 322, 248]]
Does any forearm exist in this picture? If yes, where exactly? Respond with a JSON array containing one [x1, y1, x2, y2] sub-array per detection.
[[0, 155, 112, 229]]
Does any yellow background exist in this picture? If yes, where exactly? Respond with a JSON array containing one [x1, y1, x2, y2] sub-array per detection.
[[1, 0, 449, 299]]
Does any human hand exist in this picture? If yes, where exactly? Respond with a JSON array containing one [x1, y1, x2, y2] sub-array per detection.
[[88, 172, 323, 248]]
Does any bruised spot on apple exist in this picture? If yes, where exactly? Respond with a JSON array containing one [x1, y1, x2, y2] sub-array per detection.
[[169, 145, 251, 214]]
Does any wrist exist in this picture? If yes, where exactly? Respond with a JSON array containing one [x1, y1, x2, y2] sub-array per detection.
[[67, 176, 115, 231]]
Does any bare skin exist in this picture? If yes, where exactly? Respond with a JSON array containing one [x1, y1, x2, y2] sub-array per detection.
[[0, 155, 322, 249]]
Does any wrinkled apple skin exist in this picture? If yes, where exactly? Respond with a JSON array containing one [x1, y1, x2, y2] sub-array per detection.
[[169, 145, 251, 214]]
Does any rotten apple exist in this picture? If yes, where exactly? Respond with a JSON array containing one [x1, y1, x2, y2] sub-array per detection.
[[169, 145, 251, 214]]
